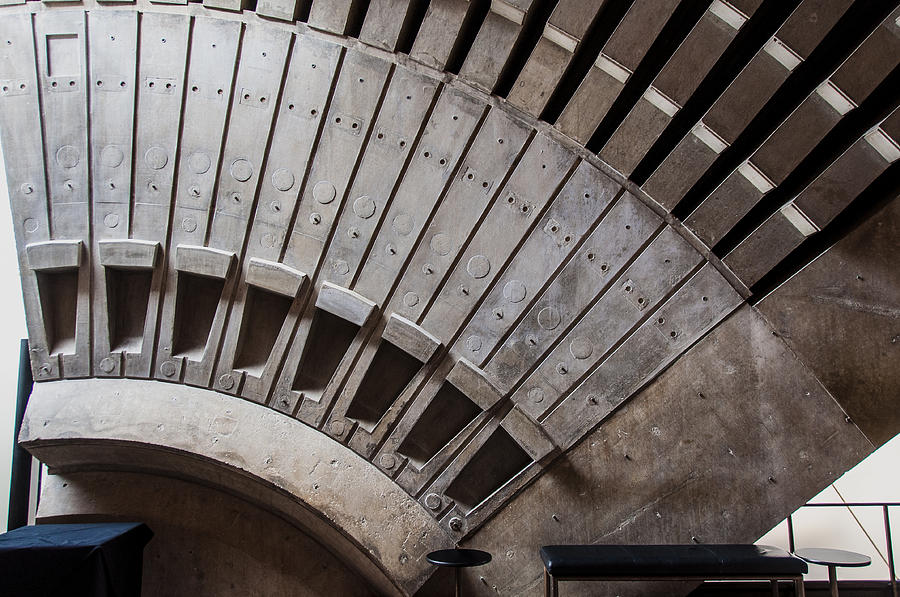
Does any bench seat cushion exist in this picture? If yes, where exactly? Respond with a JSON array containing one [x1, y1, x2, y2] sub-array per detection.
[[540, 545, 807, 579]]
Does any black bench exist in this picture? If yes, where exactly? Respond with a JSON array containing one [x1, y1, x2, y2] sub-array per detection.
[[540, 544, 807, 597]]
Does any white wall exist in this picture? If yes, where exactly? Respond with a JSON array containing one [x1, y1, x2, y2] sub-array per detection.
[[0, 135, 29, 532]]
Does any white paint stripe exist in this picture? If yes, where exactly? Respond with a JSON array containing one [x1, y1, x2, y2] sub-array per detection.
[[595, 53, 630, 84], [543, 23, 577, 52], [709, 0, 748, 30], [763, 37, 802, 71], [490, 0, 525, 25], [692, 122, 729, 154], [738, 161, 775, 193], [780, 203, 819, 236], [815, 80, 856, 116], [864, 127, 900, 162], [643, 86, 680, 118]]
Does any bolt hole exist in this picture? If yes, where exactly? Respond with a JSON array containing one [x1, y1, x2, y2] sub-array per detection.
[[600, 263, 608, 271], [564, 235, 571, 242], [467, 173, 474, 180], [658, 318, 665, 324], [423, 151, 430, 158], [288, 103, 295, 110], [584, 193, 590, 198], [399, 140, 406, 147], [452, 115, 458, 120], [192, 85, 199, 92], [69, 80, 75, 87], [498, 138, 503, 144], [624, 285, 632, 292], [260, 97, 267, 103], [120, 81, 126, 87], [482, 181, 489, 188], [351, 121, 358, 128], [311, 63, 316, 68], [439, 158, 446, 165], [702, 296, 708, 302], [96, 80, 103, 87], [335, 117, 342, 124], [637, 297, 644, 304], [520, 205, 528, 212], [261, 51, 267, 57], [244, 93, 251, 100], [310, 109, 317, 116], [625, 225, 631, 230], [405, 95, 411, 100], [161, 38, 166, 43], [670, 331, 677, 338], [217, 88, 223, 95], [664, 258, 670, 264], [377, 132, 384, 139], [550, 225, 558, 232], [542, 164, 546, 169], [51, 81, 58, 88]]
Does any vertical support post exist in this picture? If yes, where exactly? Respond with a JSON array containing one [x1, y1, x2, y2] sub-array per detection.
[[788, 514, 796, 553], [884, 505, 898, 597], [7, 339, 34, 530]]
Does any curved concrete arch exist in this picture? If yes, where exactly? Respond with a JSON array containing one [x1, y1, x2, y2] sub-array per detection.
[[19, 378, 448, 596]]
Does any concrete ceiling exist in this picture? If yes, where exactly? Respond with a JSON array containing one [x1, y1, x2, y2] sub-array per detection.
[[1, 0, 897, 594]]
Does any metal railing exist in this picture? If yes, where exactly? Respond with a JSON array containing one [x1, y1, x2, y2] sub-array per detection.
[[786, 502, 899, 597]]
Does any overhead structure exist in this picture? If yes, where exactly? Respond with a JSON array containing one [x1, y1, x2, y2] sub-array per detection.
[[1, 0, 897, 594]]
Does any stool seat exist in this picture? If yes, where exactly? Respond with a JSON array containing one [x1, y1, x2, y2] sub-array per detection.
[[427, 548, 492, 568]]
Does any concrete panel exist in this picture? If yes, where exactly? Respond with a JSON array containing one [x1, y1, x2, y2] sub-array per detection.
[[354, 86, 485, 304], [723, 208, 810, 287], [320, 66, 439, 288], [599, 91, 675, 176], [461, 305, 872, 595], [546, 0, 604, 40], [128, 13, 190, 378], [457, 161, 620, 367], [486, 193, 662, 393], [88, 11, 138, 378], [154, 17, 241, 385], [283, 49, 392, 278], [422, 134, 575, 342], [758, 196, 900, 446], [34, 10, 92, 379], [388, 108, 530, 324], [830, 6, 900, 107], [512, 227, 703, 421], [0, 14, 55, 378]]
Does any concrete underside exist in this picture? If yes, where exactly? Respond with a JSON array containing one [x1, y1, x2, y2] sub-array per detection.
[[2, 0, 898, 595]]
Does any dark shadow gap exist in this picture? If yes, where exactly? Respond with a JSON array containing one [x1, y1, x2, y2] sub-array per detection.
[[444, 0, 490, 74]]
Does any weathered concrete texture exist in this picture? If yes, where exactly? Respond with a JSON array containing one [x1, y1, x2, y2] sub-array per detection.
[[758, 196, 900, 447], [38, 472, 375, 597], [19, 378, 450, 596], [460, 305, 873, 596]]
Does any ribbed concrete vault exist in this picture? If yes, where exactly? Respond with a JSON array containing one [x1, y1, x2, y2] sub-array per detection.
[[2, 0, 898, 594]]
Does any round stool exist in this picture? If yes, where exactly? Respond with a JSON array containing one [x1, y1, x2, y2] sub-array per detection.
[[794, 548, 871, 597], [426, 548, 491, 597]]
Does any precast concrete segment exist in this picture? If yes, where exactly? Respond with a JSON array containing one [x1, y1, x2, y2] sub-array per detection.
[[19, 378, 449, 596]]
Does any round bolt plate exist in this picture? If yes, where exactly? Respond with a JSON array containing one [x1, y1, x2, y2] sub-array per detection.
[[144, 146, 168, 170], [218, 373, 235, 390], [309, 212, 322, 225], [392, 213, 413, 236], [333, 259, 350, 275], [100, 145, 124, 168], [99, 357, 116, 373], [182, 217, 197, 233], [528, 387, 545, 403], [467, 255, 490, 279], [430, 233, 452, 256], [403, 292, 419, 307], [379, 453, 396, 470], [424, 493, 442, 511], [538, 306, 561, 330], [313, 180, 336, 204], [104, 213, 120, 228], [160, 360, 177, 377], [56, 145, 80, 168], [503, 280, 526, 303], [569, 336, 593, 360], [353, 195, 376, 219], [271, 168, 294, 191], [466, 335, 482, 353], [24, 218, 38, 233], [230, 158, 253, 182], [330, 420, 346, 436], [188, 152, 211, 174], [448, 517, 463, 532]]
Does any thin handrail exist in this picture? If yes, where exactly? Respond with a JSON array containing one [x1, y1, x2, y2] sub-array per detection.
[[785, 502, 898, 597]]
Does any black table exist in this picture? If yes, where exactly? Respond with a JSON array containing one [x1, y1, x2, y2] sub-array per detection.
[[0, 523, 153, 597], [795, 548, 871, 597], [427, 548, 492, 597]]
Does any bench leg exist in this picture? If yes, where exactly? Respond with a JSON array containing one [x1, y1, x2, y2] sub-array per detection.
[[795, 576, 806, 597], [543, 570, 557, 597]]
